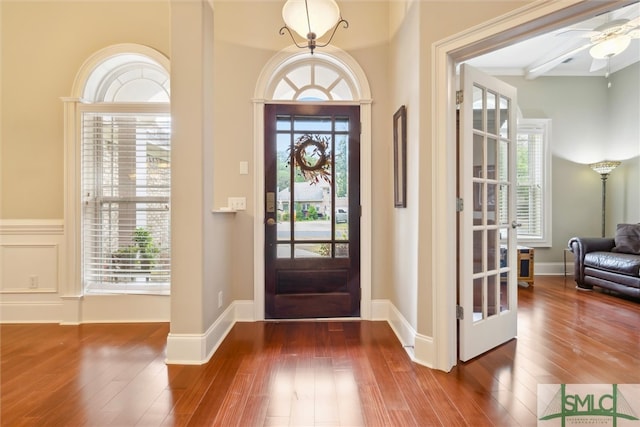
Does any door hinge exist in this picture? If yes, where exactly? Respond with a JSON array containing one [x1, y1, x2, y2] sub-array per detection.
[[456, 198, 464, 212], [456, 90, 463, 105], [456, 305, 464, 320]]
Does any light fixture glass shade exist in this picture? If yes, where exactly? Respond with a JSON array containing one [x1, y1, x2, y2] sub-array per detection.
[[282, 0, 340, 39], [589, 35, 631, 59], [589, 160, 621, 175]]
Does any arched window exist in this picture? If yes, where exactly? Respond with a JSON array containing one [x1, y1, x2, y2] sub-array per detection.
[[82, 53, 170, 102], [68, 45, 171, 295], [263, 51, 362, 102], [270, 60, 355, 101]]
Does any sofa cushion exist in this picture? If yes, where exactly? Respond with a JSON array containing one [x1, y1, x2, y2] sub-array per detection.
[[612, 223, 640, 255], [584, 251, 640, 277]]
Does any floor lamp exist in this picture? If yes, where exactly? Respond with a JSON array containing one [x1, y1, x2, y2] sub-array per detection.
[[589, 160, 621, 237]]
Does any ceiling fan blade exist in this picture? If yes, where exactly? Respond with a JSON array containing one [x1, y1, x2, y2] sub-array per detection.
[[590, 58, 607, 72], [555, 29, 598, 38], [525, 43, 592, 79]]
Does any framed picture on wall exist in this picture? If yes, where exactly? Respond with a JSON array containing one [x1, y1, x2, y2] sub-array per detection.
[[393, 105, 407, 208]]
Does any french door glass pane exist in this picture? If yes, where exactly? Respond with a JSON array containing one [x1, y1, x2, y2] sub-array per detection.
[[473, 277, 483, 321], [488, 91, 498, 135], [487, 274, 498, 316], [473, 85, 484, 131], [473, 230, 483, 274], [500, 95, 510, 138]]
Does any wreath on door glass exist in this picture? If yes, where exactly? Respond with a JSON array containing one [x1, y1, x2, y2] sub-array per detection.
[[289, 134, 332, 184]]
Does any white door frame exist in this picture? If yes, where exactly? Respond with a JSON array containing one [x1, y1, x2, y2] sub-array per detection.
[[253, 46, 373, 321], [431, 0, 634, 371]]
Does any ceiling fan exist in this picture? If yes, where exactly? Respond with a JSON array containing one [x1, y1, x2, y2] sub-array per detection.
[[525, 15, 640, 79]]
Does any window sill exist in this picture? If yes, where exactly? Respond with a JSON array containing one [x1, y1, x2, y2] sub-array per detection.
[[85, 282, 170, 296]]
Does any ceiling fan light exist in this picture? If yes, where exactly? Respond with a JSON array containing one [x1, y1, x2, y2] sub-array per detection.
[[282, 0, 341, 40], [589, 35, 631, 59]]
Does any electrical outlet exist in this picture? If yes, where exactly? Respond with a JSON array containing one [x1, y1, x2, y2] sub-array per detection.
[[228, 197, 246, 211], [29, 275, 39, 289], [218, 291, 223, 308]]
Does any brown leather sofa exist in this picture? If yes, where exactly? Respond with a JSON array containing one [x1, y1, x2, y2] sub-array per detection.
[[569, 224, 640, 298]]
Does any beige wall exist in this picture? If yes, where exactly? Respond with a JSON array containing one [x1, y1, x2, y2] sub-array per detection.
[[0, 0, 171, 219]]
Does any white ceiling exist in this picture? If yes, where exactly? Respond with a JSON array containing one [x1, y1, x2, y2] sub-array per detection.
[[465, 2, 640, 78]]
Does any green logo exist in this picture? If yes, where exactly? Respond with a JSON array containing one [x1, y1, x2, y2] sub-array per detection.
[[539, 384, 639, 426]]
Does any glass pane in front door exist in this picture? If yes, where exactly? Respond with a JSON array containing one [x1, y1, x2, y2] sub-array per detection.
[[275, 115, 350, 258]]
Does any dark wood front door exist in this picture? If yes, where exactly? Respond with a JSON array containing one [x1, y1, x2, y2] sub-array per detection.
[[264, 104, 360, 319]]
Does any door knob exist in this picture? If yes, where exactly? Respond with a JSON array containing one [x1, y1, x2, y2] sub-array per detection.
[[511, 220, 522, 229], [266, 218, 276, 226]]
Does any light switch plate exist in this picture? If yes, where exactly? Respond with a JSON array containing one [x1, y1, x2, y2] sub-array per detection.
[[228, 197, 246, 210], [239, 161, 249, 175]]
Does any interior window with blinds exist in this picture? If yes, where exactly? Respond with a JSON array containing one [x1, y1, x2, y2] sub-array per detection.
[[82, 111, 171, 294], [516, 119, 551, 246]]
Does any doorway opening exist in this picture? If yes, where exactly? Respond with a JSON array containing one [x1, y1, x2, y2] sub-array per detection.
[[253, 47, 372, 320], [431, 1, 630, 371]]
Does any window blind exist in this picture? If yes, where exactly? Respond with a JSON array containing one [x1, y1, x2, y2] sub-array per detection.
[[82, 112, 171, 291], [516, 128, 544, 239]]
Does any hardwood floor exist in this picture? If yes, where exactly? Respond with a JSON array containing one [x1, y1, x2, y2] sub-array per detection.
[[2, 276, 639, 426]]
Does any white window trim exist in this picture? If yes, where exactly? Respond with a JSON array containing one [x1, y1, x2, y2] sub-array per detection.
[[516, 118, 552, 247], [62, 45, 171, 322]]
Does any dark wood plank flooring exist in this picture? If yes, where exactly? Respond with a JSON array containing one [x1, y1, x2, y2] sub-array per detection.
[[2, 276, 639, 426]]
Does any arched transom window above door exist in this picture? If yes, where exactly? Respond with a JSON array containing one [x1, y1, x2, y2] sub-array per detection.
[[267, 55, 358, 101]]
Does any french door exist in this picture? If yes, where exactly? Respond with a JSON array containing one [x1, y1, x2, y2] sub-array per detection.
[[264, 104, 360, 319], [458, 64, 519, 361]]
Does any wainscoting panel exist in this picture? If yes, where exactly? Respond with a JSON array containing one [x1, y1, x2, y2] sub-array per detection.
[[0, 220, 64, 322], [1, 244, 58, 293]]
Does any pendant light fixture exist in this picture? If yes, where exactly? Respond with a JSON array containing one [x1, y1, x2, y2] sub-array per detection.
[[279, 0, 348, 54]]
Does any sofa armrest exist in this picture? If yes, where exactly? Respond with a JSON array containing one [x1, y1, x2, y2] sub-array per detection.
[[568, 237, 615, 254], [568, 237, 616, 287]]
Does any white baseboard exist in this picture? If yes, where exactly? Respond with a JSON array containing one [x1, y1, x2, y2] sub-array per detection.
[[233, 300, 255, 321], [414, 333, 435, 369], [371, 299, 436, 368], [535, 261, 570, 276], [164, 299, 434, 367], [0, 301, 62, 323], [165, 300, 251, 364]]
